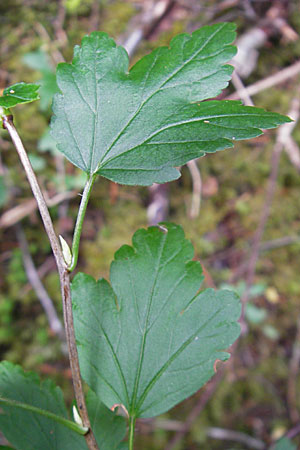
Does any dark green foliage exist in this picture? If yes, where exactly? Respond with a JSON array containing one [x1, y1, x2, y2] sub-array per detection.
[[0, 362, 126, 450], [72, 223, 241, 419], [50, 24, 290, 185], [0, 83, 39, 108]]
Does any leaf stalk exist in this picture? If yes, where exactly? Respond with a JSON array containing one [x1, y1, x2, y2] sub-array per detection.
[[0, 397, 88, 435], [128, 416, 136, 450], [68, 172, 97, 272]]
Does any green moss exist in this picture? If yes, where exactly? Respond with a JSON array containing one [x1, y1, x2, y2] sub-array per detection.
[[100, 1, 136, 38], [81, 188, 147, 278]]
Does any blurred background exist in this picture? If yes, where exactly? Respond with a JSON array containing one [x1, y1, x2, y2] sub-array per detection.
[[0, 0, 300, 448]]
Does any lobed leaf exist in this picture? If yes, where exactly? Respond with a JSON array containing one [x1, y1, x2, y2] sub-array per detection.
[[72, 223, 241, 419], [50, 23, 290, 185], [0, 361, 125, 450], [0, 83, 39, 108]]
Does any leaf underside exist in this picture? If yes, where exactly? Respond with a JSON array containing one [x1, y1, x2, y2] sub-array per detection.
[[72, 223, 241, 419], [50, 23, 290, 186], [0, 361, 125, 450], [0, 83, 40, 108]]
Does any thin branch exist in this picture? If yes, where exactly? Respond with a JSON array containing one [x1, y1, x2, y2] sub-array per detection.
[[287, 316, 300, 423], [284, 135, 300, 172], [227, 60, 300, 100], [187, 159, 202, 219], [150, 420, 265, 449], [0, 191, 76, 229], [231, 71, 254, 106], [16, 224, 65, 341], [206, 427, 265, 450], [2, 116, 98, 450], [34, 22, 65, 66], [165, 371, 223, 450], [122, 0, 176, 58], [286, 423, 300, 439], [52, 0, 67, 46], [2, 118, 64, 267], [228, 235, 300, 283], [147, 183, 169, 225], [241, 94, 300, 307]]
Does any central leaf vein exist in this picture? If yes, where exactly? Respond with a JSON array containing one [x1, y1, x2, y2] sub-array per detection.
[[97, 23, 228, 169]]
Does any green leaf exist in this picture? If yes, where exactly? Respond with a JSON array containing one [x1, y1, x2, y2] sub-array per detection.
[[51, 23, 290, 185], [0, 361, 83, 449], [87, 390, 126, 450], [0, 361, 126, 450], [272, 437, 297, 450], [0, 83, 39, 108], [23, 51, 58, 110], [72, 223, 241, 419], [245, 303, 267, 325]]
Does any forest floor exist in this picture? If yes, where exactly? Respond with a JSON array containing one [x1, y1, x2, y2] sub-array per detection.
[[1, 1, 300, 449]]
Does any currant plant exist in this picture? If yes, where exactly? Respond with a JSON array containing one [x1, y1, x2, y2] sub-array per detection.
[[0, 23, 290, 449]]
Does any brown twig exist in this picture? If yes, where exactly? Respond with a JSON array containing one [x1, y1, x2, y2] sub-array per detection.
[[122, 0, 176, 58], [227, 60, 300, 101], [52, 0, 67, 46], [284, 135, 300, 172], [149, 420, 265, 449], [287, 316, 300, 423], [16, 224, 65, 341], [286, 423, 300, 440], [147, 183, 169, 225], [241, 94, 300, 308], [187, 159, 202, 218], [228, 235, 300, 284], [165, 94, 300, 450], [2, 116, 98, 450], [206, 427, 265, 449], [165, 371, 223, 450], [0, 190, 76, 229], [231, 71, 254, 106], [34, 22, 65, 66], [88, 0, 101, 33]]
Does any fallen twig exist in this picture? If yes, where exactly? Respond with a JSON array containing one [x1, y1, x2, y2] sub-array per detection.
[[122, 0, 176, 57], [284, 135, 300, 172], [241, 93, 300, 308], [165, 371, 223, 450], [2, 116, 98, 449], [187, 160, 202, 218], [287, 316, 300, 423], [231, 71, 254, 106], [227, 60, 300, 101], [16, 224, 65, 341], [206, 427, 265, 450], [0, 190, 76, 229]]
